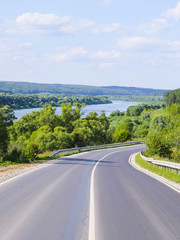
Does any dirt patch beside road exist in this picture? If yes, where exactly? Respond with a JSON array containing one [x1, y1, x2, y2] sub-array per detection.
[[0, 164, 40, 184]]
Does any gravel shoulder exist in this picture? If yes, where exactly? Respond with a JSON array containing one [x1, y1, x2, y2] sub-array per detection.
[[0, 163, 46, 184], [0, 151, 87, 184], [129, 152, 180, 194]]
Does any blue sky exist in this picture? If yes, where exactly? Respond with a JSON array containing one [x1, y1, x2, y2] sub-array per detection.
[[0, 0, 180, 89]]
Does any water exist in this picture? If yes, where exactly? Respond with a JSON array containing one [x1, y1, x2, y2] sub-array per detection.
[[14, 101, 139, 120]]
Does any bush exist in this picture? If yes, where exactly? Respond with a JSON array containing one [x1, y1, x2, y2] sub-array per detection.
[[113, 129, 132, 142], [3, 143, 28, 163], [146, 130, 172, 158]]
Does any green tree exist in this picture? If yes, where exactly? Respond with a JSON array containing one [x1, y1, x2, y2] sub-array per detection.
[[0, 116, 8, 157], [113, 129, 132, 142], [0, 104, 15, 158]]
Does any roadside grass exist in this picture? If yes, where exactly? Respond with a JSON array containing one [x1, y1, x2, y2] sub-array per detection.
[[0, 161, 16, 166], [36, 150, 80, 162], [135, 153, 180, 183]]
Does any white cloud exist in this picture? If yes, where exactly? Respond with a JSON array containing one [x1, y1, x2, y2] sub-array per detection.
[[118, 36, 157, 50], [1, 12, 122, 36], [60, 19, 95, 33], [2, 13, 72, 35], [16, 13, 71, 26], [164, 2, 180, 21], [49, 47, 88, 62], [93, 23, 120, 33], [90, 50, 120, 59], [166, 40, 180, 51], [139, 18, 168, 35]]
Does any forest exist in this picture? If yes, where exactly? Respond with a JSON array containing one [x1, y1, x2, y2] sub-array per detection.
[[0, 93, 111, 109], [0, 81, 167, 96], [0, 88, 179, 164]]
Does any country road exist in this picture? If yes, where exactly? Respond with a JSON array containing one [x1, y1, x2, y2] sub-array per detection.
[[0, 144, 180, 240]]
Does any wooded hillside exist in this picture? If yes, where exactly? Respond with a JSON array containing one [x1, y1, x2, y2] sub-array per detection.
[[0, 81, 167, 96]]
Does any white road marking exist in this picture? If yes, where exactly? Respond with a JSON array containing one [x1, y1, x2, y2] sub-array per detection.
[[88, 151, 117, 240]]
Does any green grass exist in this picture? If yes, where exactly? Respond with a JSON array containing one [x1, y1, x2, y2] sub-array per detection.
[[135, 153, 180, 183], [36, 150, 80, 162], [0, 161, 16, 166]]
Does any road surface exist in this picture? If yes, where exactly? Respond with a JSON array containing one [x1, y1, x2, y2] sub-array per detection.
[[0, 144, 180, 240]]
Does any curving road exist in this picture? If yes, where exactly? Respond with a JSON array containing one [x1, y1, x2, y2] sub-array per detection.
[[0, 144, 180, 240]]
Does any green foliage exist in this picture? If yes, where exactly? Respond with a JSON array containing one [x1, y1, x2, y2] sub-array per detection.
[[3, 142, 27, 163], [112, 118, 133, 142], [25, 142, 39, 161], [0, 116, 8, 157], [0, 104, 15, 126], [126, 103, 165, 116], [73, 111, 110, 146], [5, 103, 110, 162], [61, 102, 84, 132], [164, 88, 180, 106], [0, 105, 15, 158], [110, 110, 125, 117], [54, 127, 74, 149], [113, 129, 132, 142], [110, 95, 164, 103], [146, 130, 172, 158], [0, 93, 111, 109], [149, 115, 167, 131], [0, 81, 167, 96], [146, 104, 180, 161]]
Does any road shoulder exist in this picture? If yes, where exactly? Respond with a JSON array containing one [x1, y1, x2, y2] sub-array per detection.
[[129, 153, 180, 194]]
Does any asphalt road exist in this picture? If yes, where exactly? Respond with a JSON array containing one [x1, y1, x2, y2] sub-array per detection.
[[0, 144, 180, 240]]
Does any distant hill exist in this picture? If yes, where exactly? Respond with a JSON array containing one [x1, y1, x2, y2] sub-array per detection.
[[0, 81, 168, 96]]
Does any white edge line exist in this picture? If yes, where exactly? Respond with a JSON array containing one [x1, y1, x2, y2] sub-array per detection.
[[129, 153, 180, 195], [88, 151, 117, 240]]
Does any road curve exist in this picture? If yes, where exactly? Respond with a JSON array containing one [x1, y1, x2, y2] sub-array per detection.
[[0, 144, 180, 240]]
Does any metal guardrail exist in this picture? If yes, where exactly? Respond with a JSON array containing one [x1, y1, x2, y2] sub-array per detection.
[[50, 141, 144, 157], [140, 152, 180, 174]]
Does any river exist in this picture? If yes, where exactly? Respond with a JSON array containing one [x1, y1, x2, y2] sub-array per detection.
[[14, 101, 139, 120]]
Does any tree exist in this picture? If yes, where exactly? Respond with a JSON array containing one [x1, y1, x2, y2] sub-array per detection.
[[0, 104, 15, 158], [54, 127, 74, 149], [113, 129, 132, 142], [0, 104, 15, 126], [61, 102, 84, 132], [146, 130, 172, 158], [110, 110, 124, 117], [0, 116, 8, 157]]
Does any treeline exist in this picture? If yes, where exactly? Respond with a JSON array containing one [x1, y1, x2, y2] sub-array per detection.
[[110, 103, 180, 162], [1, 101, 180, 163], [0, 103, 110, 162], [126, 103, 166, 116], [0, 93, 111, 109], [109, 95, 164, 103], [0, 81, 167, 96], [164, 88, 180, 106]]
